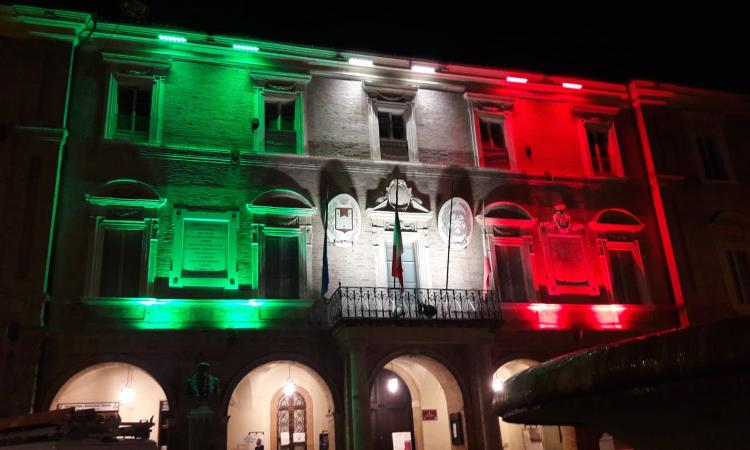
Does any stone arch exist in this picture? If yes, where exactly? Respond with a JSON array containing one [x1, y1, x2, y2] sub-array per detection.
[[226, 359, 336, 450], [373, 351, 468, 450], [47, 360, 169, 444], [493, 359, 577, 450]]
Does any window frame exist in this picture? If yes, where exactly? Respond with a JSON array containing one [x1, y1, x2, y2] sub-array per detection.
[[259, 226, 308, 299], [576, 118, 624, 177], [86, 218, 158, 298], [374, 230, 431, 289], [257, 90, 306, 155], [711, 214, 750, 309], [104, 73, 165, 145], [466, 94, 516, 170], [600, 239, 649, 304], [490, 235, 537, 302], [369, 100, 418, 162], [688, 122, 734, 182]]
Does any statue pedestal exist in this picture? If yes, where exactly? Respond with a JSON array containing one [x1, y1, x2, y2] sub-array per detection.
[[187, 404, 215, 450]]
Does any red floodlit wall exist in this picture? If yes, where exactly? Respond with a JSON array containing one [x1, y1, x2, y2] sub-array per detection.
[[507, 98, 587, 176]]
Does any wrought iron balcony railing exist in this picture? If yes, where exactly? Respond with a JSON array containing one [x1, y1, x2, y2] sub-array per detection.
[[265, 129, 297, 153], [322, 286, 501, 326], [379, 138, 410, 161]]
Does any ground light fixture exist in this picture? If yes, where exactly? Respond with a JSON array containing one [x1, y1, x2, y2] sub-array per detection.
[[506, 76, 528, 84], [283, 362, 296, 396], [562, 82, 583, 90]]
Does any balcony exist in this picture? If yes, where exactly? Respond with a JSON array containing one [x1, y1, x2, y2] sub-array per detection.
[[321, 286, 501, 326], [380, 138, 410, 161], [265, 129, 297, 154]]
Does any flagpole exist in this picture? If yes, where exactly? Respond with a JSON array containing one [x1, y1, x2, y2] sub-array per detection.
[[320, 187, 330, 296], [445, 181, 454, 290]]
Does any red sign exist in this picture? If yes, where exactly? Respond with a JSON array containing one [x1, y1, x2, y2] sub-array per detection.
[[422, 409, 438, 421]]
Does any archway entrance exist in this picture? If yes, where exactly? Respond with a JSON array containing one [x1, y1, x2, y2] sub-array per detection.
[[371, 369, 414, 450], [371, 355, 466, 450], [227, 360, 335, 450], [49, 362, 169, 446], [493, 360, 577, 450]]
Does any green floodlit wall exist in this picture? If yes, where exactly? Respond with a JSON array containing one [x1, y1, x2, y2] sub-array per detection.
[[82, 298, 313, 330], [161, 60, 256, 151]]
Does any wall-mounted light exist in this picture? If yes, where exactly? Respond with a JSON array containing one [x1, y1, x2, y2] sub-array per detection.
[[411, 64, 436, 74], [562, 82, 583, 90], [119, 366, 135, 404], [506, 76, 528, 84], [283, 362, 296, 396], [233, 44, 259, 52], [158, 35, 187, 43], [387, 377, 399, 393], [348, 57, 374, 67], [491, 378, 504, 392]]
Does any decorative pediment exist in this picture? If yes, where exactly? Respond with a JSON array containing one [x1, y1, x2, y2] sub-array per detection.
[[367, 179, 432, 228], [250, 69, 311, 91], [85, 179, 165, 209], [363, 81, 418, 102], [589, 208, 645, 233], [465, 93, 514, 114], [571, 104, 620, 120], [247, 189, 316, 217], [475, 201, 536, 229], [101, 52, 171, 76]]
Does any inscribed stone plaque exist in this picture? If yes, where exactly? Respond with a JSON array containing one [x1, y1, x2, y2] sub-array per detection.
[[183, 220, 228, 272]]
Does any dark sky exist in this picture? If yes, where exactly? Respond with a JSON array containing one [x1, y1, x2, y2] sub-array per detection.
[[23, 1, 750, 94]]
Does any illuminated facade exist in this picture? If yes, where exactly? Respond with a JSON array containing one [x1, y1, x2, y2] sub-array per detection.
[[1, 5, 747, 450]]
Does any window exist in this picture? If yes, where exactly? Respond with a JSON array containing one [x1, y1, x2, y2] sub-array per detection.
[[696, 133, 729, 180], [102, 53, 169, 144], [573, 105, 623, 177], [584, 121, 620, 176], [478, 117, 510, 169], [726, 250, 750, 304], [85, 179, 163, 298], [247, 189, 316, 299], [263, 95, 301, 154], [364, 82, 418, 162], [492, 238, 535, 302], [105, 75, 164, 143], [386, 242, 418, 289], [251, 70, 310, 155], [378, 111, 409, 161], [605, 243, 646, 304], [466, 94, 515, 170], [264, 235, 300, 299], [96, 222, 147, 297]]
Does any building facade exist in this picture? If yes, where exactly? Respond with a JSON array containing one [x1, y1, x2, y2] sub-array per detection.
[[1, 5, 747, 450]]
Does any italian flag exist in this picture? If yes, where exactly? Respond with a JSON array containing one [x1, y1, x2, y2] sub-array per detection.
[[392, 205, 404, 290]]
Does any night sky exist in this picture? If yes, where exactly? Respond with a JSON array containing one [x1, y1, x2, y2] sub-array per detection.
[[19, 1, 750, 94]]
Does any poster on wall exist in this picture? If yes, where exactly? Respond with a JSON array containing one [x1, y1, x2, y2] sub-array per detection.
[[391, 431, 412, 450], [244, 431, 264, 449]]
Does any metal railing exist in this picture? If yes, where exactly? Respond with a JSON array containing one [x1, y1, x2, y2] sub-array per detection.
[[380, 138, 410, 161], [265, 129, 297, 153], [322, 286, 501, 326]]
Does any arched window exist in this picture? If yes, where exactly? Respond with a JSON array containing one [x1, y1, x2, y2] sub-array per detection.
[[85, 180, 165, 297], [247, 189, 316, 299], [589, 209, 648, 304], [476, 202, 537, 301]]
